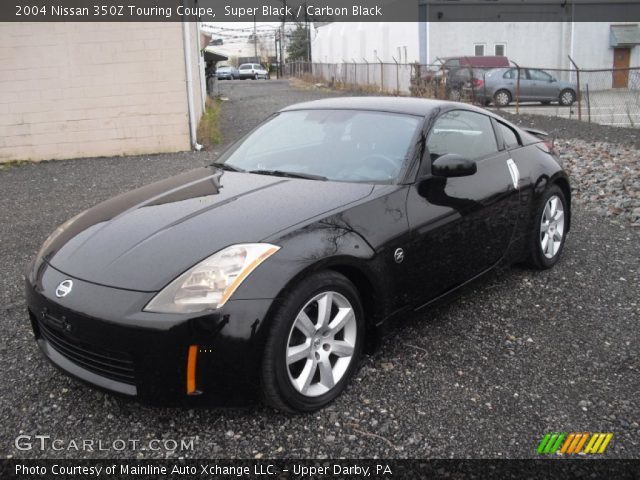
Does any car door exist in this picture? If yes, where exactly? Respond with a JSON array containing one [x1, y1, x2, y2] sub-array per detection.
[[528, 69, 559, 100], [513, 69, 539, 101], [405, 109, 520, 304]]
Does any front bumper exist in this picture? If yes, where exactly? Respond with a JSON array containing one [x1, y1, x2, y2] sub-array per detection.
[[25, 261, 277, 406]]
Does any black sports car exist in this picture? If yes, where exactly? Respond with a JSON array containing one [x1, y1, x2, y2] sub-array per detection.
[[26, 97, 570, 412]]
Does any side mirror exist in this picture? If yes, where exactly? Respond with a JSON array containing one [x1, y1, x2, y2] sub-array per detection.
[[431, 153, 477, 177]]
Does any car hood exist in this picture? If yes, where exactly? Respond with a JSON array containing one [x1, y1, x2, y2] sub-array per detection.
[[42, 167, 374, 291]]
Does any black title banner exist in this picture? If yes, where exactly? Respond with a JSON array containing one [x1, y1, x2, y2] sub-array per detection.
[[2, 459, 640, 480], [1, 0, 640, 22]]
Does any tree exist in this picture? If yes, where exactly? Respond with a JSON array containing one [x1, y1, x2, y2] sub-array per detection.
[[287, 24, 309, 61]]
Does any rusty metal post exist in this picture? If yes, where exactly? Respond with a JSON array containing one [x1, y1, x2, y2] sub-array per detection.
[[568, 56, 582, 121], [586, 83, 591, 123], [376, 56, 383, 92], [392, 56, 400, 95], [510, 60, 521, 114], [362, 58, 369, 86]]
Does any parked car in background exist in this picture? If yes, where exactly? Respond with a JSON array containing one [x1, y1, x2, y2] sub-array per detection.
[[465, 67, 578, 107], [420, 56, 511, 100], [238, 63, 269, 80], [216, 65, 239, 80]]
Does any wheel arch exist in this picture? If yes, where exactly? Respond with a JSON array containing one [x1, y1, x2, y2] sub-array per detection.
[[552, 175, 572, 232], [266, 256, 386, 354], [325, 263, 382, 353]]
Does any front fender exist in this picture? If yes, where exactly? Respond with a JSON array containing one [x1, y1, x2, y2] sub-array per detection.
[[230, 216, 378, 302]]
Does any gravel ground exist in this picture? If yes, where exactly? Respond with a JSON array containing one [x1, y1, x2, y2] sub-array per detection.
[[0, 80, 638, 460]]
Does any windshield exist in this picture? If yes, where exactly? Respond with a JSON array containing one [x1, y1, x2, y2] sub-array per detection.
[[218, 110, 422, 183]]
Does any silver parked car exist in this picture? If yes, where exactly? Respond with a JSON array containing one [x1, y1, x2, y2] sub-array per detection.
[[238, 63, 269, 80], [466, 67, 577, 107], [216, 65, 239, 80]]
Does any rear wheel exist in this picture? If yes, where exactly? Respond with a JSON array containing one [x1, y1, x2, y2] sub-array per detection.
[[525, 185, 568, 269], [261, 271, 364, 412], [559, 89, 576, 106], [448, 88, 462, 102], [494, 89, 512, 107]]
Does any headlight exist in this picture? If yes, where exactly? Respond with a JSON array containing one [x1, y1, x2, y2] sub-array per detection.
[[144, 243, 280, 314], [37, 212, 84, 261]]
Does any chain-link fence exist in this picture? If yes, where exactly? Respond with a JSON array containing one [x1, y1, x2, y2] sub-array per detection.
[[285, 60, 640, 128]]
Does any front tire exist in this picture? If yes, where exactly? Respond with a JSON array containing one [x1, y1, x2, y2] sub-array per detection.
[[525, 185, 568, 269], [261, 271, 364, 412]]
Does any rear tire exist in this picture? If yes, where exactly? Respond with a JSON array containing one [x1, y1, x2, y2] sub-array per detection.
[[494, 89, 512, 107], [448, 88, 462, 102], [524, 185, 568, 270], [559, 89, 576, 106], [261, 271, 364, 413]]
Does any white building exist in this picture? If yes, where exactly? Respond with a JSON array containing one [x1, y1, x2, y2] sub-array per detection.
[[312, 22, 640, 71], [0, 22, 206, 163], [311, 22, 421, 64]]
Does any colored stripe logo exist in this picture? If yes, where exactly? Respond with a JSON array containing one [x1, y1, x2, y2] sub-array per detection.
[[537, 433, 613, 455]]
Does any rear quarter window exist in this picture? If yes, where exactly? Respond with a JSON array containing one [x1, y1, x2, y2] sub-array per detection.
[[498, 122, 520, 149]]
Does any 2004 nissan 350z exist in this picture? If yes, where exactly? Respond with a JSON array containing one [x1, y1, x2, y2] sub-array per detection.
[[26, 98, 570, 412]]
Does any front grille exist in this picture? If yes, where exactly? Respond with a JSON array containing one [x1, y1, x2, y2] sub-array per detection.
[[38, 318, 136, 385]]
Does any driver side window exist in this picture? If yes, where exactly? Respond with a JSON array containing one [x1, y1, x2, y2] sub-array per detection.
[[427, 110, 498, 161], [528, 69, 552, 82]]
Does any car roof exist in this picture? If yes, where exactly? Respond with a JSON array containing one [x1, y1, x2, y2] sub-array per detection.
[[443, 56, 510, 67], [279, 96, 494, 117]]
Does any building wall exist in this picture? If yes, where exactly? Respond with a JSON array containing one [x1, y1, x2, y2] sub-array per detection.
[[0, 22, 204, 163], [428, 22, 639, 71], [311, 22, 639, 72], [311, 22, 420, 64], [427, 22, 571, 69], [571, 22, 640, 70]]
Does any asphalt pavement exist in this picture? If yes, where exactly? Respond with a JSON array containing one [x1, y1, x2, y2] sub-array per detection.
[[0, 80, 638, 459]]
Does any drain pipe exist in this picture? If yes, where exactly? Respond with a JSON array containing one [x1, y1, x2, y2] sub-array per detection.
[[182, 20, 201, 151], [196, 21, 206, 112]]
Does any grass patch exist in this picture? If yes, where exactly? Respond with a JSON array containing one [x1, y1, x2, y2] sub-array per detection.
[[197, 97, 222, 149], [0, 159, 34, 170]]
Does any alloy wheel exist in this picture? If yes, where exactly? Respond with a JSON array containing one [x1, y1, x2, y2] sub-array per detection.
[[286, 291, 357, 397], [560, 90, 575, 106], [495, 91, 510, 106], [540, 195, 565, 259]]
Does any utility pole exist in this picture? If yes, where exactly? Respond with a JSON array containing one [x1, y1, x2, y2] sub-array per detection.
[[304, 3, 310, 63], [253, 13, 257, 59], [274, 29, 280, 79], [281, 0, 286, 75]]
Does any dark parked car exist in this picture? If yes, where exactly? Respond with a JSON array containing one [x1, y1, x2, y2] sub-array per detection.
[[216, 65, 239, 80], [26, 98, 570, 412], [466, 67, 578, 106], [419, 56, 511, 100]]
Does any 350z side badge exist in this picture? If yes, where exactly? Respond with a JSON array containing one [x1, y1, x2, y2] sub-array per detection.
[[506, 158, 520, 189], [55, 280, 73, 298], [394, 248, 405, 263]]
